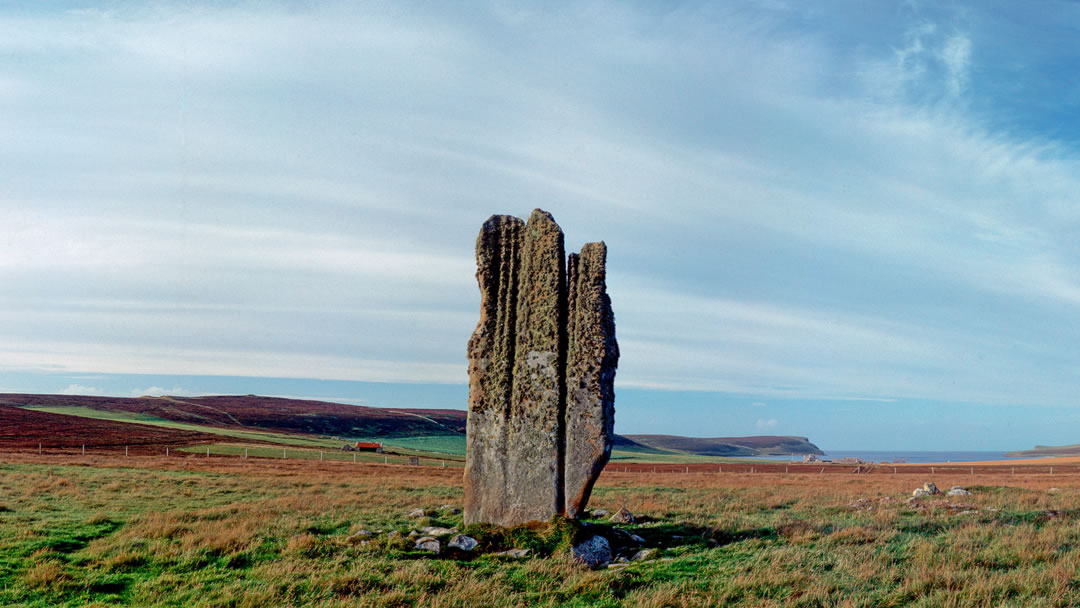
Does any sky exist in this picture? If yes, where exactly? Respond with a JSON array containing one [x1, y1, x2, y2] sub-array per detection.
[[4, 1, 1080, 450]]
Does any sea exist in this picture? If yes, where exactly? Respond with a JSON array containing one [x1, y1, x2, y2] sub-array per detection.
[[752, 450, 1040, 464]]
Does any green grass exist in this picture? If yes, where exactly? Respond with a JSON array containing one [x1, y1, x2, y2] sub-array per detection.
[[3, 456, 1080, 606], [176, 443, 463, 467]]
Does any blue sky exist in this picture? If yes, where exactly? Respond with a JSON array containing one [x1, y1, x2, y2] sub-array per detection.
[[3, 1, 1080, 450]]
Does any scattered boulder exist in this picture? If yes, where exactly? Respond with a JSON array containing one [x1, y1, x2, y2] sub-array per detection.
[[387, 531, 400, 539], [947, 486, 972, 496], [407, 508, 426, 518], [630, 548, 656, 561], [419, 526, 457, 536], [414, 537, 440, 553], [494, 548, 530, 558], [609, 507, 636, 524], [572, 535, 613, 569], [440, 505, 462, 515], [912, 488, 931, 498], [346, 529, 374, 542], [448, 534, 479, 551], [922, 482, 940, 495]]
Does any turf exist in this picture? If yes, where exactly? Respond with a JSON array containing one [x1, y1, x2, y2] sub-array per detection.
[[3, 453, 1080, 606]]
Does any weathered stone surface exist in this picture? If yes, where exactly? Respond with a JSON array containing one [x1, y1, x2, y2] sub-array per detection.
[[464, 215, 525, 526], [415, 537, 440, 553], [464, 209, 617, 527], [564, 242, 618, 518], [572, 535, 612, 568], [448, 534, 479, 551], [505, 210, 565, 525]]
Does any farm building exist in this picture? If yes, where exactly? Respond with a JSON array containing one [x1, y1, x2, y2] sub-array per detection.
[[343, 441, 383, 453]]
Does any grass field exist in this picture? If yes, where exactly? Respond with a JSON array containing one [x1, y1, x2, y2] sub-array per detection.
[[3, 451, 1080, 607]]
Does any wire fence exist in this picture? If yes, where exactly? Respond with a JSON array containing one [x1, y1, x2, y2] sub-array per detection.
[[12, 442, 465, 468]]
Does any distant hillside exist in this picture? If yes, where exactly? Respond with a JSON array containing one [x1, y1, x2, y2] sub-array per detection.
[[620, 434, 823, 457], [1006, 444, 1080, 457], [0, 403, 226, 449], [0, 394, 466, 439]]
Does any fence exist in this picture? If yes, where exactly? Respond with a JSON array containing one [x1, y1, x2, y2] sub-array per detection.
[[17, 442, 463, 468]]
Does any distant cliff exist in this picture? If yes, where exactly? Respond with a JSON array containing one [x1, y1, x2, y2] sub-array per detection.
[[616, 434, 824, 457], [1006, 444, 1080, 458]]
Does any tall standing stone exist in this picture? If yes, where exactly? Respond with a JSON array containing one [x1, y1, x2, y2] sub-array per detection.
[[464, 209, 618, 527], [505, 210, 565, 524], [464, 215, 524, 525], [563, 242, 619, 518]]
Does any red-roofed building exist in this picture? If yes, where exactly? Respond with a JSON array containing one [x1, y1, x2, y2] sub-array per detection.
[[354, 441, 383, 453]]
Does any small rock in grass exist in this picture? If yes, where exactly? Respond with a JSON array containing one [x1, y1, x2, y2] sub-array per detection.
[[609, 507, 636, 524], [947, 487, 972, 496], [407, 508, 426, 518], [420, 526, 457, 536], [629, 533, 645, 544], [591, 509, 610, 518], [415, 537, 440, 553], [346, 529, 374, 541], [630, 548, 656, 561], [387, 531, 400, 539], [1049, 488, 1061, 493], [922, 482, 940, 495], [448, 535, 478, 551], [912, 488, 931, 498], [494, 548, 530, 558], [407, 530, 420, 538], [573, 535, 613, 569]]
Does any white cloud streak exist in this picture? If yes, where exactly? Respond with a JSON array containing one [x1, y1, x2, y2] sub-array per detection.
[[1, 2, 1079, 414]]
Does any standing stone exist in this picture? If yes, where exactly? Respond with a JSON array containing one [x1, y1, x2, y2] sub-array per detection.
[[506, 210, 566, 524], [464, 209, 618, 527], [464, 215, 524, 526], [564, 242, 619, 518]]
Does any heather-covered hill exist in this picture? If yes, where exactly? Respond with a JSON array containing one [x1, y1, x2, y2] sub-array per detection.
[[0, 394, 466, 439]]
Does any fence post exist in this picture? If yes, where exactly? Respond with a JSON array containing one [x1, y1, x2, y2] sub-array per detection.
[[442, 460, 445, 468], [1051, 466, 1054, 475], [931, 467, 935, 474], [785, 465, 789, 474], [166, 447, 169, 457], [38, 443, 41, 455], [125, 446, 128, 457], [320, 451, 324, 461], [820, 467, 824, 474], [82, 444, 85, 456], [685, 466, 689, 473], [244, 448, 248, 458], [283, 449, 287, 460], [384, 456, 387, 464], [353, 453, 357, 463], [207, 447, 210, 457]]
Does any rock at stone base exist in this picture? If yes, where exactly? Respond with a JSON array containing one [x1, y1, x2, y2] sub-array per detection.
[[922, 482, 940, 495], [630, 548, 656, 562], [407, 508, 426, 518], [494, 548, 530, 558], [448, 535, 479, 551], [912, 488, 931, 498], [591, 509, 610, 518], [947, 487, 972, 496], [415, 537, 440, 554], [609, 507, 635, 524], [572, 535, 613, 569], [419, 526, 457, 536]]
